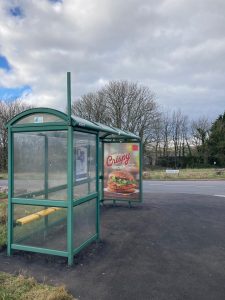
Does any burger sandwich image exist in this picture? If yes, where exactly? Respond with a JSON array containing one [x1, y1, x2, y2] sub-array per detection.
[[107, 170, 137, 193]]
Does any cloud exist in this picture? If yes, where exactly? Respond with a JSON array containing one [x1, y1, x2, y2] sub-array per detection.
[[0, 0, 224, 120]]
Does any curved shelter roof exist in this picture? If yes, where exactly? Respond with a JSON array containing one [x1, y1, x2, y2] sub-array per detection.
[[6, 107, 140, 140]]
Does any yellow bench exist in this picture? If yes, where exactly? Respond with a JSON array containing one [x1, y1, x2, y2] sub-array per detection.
[[16, 207, 61, 225]]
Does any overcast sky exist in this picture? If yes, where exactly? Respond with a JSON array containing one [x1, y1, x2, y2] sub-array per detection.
[[0, 0, 224, 120]]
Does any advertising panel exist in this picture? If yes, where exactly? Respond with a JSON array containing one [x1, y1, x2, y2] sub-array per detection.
[[104, 143, 140, 201]]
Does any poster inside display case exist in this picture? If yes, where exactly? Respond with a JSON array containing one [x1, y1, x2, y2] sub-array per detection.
[[103, 143, 140, 201], [75, 145, 88, 181]]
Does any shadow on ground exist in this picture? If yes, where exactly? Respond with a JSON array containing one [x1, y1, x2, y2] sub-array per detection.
[[1, 193, 225, 300]]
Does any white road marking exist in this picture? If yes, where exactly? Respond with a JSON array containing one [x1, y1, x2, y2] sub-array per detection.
[[214, 195, 225, 198]]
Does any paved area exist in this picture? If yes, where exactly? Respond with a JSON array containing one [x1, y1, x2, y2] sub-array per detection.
[[1, 192, 225, 300]]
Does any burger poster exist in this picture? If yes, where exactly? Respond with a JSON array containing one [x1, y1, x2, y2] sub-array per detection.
[[104, 143, 140, 201]]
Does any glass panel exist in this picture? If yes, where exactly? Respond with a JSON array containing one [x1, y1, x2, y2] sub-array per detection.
[[47, 132, 67, 200], [16, 113, 63, 124], [14, 133, 45, 198], [73, 132, 96, 199], [13, 204, 67, 251], [73, 199, 96, 249], [13, 131, 67, 200]]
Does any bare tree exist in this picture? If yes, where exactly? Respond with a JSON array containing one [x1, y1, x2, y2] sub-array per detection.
[[161, 111, 172, 159], [170, 110, 190, 168], [146, 115, 164, 166], [72, 91, 110, 124], [0, 100, 33, 170], [191, 116, 210, 165], [181, 115, 191, 157], [191, 116, 210, 147], [72, 80, 159, 144], [171, 110, 181, 167]]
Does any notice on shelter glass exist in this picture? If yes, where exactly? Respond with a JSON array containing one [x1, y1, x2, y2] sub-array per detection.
[[75, 146, 88, 181], [34, 116, 43, 123], [104, 143, 140, 200]]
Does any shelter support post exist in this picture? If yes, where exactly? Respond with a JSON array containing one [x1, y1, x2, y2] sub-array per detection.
[[7, 127, 13, 256], [67, 126, 74, 265], [44, 135, 49, 237], [67, 72, 72, 125], [140, 141, 143, 203], [96, 133, 100, 240]]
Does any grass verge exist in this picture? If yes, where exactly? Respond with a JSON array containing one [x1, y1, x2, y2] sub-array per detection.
[[0, 272, 75, 300], [143, 168, 225, 180], [0, 192, 7, 200], [0, 172, 7, 180], [0, 201, 7, 250]]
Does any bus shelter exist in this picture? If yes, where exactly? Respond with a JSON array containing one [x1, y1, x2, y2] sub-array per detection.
[[6, 107, 142, 265]]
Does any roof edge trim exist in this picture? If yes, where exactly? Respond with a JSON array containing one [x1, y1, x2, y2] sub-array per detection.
[[6, 108, 68, 128]]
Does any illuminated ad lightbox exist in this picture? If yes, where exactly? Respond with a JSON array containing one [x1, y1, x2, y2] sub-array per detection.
[[104, 143, 140, 201]]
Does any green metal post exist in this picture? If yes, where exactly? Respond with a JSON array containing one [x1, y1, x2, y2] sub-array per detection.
[[44, 135, 49, 199], [67, 71, 74, 265], [140, 141, 143, 203], [96, 133, 100, 240], [44, 135, 49, 236], [67, 126, 74, 265], [7, 128, 13, 255], [67, 72, 72, 126], [88, 142, 91, 194], [101, 142, 105, 204], [99, 141, 103, 202]]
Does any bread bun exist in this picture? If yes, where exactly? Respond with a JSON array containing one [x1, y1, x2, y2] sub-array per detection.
[[107, 170, 137, 193]]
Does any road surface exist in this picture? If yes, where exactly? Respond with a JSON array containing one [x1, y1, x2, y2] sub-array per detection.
[[143, 180, 225, 197]]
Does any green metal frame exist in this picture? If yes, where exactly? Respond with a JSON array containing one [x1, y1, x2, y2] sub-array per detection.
[[7, 127, 13, 255], [101, 140, 143, 204], [6, 73, 142, 265], [67, 126, 74, 265], [96, 133, 100, 239], [7, 107, 68, 127]]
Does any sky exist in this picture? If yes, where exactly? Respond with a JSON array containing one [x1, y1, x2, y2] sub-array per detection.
[[0, 0, 224, 120]]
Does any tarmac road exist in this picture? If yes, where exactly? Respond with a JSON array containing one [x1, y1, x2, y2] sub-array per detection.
[[143, 180, 225, 197]]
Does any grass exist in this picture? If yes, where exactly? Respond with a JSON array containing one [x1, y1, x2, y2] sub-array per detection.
[[0, 201, 7, 249], [0, 192, 7, 200], [143, 168, 225, 180], [0, 172, 7, 180], [0, 272, 75, 300]]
